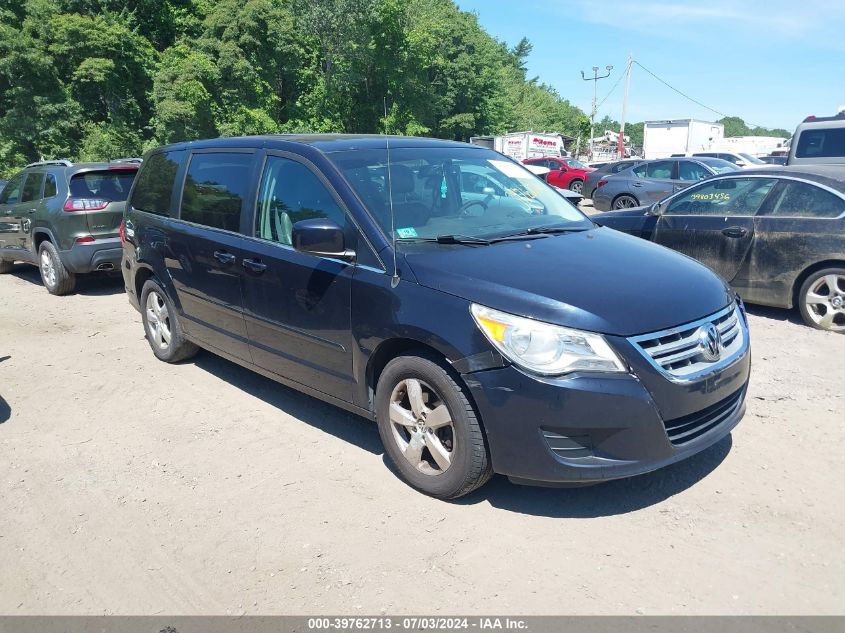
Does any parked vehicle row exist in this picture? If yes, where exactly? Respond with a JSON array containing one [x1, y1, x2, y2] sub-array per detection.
[[594, 166, 845, 332], [522, 156, 594, 194]]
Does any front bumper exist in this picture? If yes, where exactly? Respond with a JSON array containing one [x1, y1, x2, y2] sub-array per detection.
[[59, 237, 122, 274], [464, 344, 749, 485]]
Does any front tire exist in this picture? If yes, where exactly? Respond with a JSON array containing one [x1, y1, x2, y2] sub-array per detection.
[[612, 194, 639, 210], [38, 241, 76, 295], [569, 179, 583, 194], [140, 278, 199, 362], [798, 268, 845, 333], [375, 352, 492, 499]]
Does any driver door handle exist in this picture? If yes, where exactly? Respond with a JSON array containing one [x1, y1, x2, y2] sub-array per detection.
[[242, 258, 267, 274], [213, 250, 236, 265], [722, 226, 748, 238]]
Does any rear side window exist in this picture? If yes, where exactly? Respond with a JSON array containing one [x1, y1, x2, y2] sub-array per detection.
[[795, 128, 845, 159], [44, 174, 57, 198], [70, 169, 136, 202], [21, 173, 45, 202], [129, 150, 185, 216], [180, 152, 254, 232], [634, 160, 673, 179], [767, 181, 845, 218]]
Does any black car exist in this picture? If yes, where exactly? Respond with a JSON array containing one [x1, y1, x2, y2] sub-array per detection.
[[594, 166, 845, 332], [121, 135, 750, 498]]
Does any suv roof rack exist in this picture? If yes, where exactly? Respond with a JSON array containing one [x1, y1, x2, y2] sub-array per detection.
[[108, 157, 143, 164], [802, 112, 845, 123], [25, 159, 73, 168]]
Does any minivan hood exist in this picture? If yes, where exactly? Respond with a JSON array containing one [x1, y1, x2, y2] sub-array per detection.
[[403, 226, 733, 337]]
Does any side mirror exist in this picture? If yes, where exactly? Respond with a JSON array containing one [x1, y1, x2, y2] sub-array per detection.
[[647, 202, 662, 216], [292, 218, 355, 261], [735, 161, 746, 167], [482, 186, 496, 195]]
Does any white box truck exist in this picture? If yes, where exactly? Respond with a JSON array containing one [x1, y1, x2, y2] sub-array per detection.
[[642, 119, 724, 159], [487, 132, 566, 161]]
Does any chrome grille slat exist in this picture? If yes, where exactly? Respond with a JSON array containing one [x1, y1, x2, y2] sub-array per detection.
[[628, 304, 748, 383]]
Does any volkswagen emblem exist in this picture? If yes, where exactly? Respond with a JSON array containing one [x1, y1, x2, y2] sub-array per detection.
[[697, 323, 722, 362]]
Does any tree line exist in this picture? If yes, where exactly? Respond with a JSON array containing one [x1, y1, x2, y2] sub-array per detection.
[[0, 0, 591, 177]]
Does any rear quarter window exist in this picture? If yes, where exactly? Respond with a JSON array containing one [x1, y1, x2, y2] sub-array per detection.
[[129, 150, 186, 216]]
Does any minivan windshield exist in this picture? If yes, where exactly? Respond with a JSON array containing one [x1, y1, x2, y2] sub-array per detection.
[[330, 147, 593, 241]]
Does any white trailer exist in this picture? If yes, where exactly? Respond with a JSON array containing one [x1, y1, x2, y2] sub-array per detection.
[[642, 119, 724, 159], [714, 135, 789, 156], [490, 132, 566, 161]]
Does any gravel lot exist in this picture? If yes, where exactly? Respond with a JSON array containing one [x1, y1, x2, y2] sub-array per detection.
[[0, 265, 843, 615]]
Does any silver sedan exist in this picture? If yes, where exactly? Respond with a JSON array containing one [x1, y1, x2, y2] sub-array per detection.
[[591, 157, 739, 211]]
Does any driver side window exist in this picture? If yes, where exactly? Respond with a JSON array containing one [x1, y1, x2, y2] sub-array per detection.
[[666, 178, 777, 216], [0, 173, 25, 205]]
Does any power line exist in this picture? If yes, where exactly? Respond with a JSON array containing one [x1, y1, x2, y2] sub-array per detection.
[[632, 60, 728, 119], [596, 65, 626, 110]]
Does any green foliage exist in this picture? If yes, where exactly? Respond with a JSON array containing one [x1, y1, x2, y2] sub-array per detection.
[[0, 0, 596, 177], [718, 116, 790, 139]]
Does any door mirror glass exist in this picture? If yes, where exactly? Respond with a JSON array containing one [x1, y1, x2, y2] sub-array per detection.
[[292, 218, 354, 261], [647, 202, 662, 216]]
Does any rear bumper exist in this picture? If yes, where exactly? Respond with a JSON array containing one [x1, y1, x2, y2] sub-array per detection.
[[464, 348, 749, 485], [60, 238, 122, 274]]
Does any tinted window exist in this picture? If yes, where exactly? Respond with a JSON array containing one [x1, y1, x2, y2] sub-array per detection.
[[256, 156, 346, 245], [44, 174, 57, 198], [612, 161, 635, 173], [678, 161, 711, 181], [767, 181, 845, 218], [70, 170, 136, 201], [130, 150, 186, 216], [645, 161, 673, 179], [21, 173, 45, 202], [181, 152, 253, 231], [795, 128, 845, 158], [666, 178, 777, 216], [0, 173, 23, 204]]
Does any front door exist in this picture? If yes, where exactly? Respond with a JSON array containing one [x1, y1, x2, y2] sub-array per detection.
[[240, 153, 355, 401], [653, 177, 778, 282], [168, 150, 258, 362], [13, 171, 46, 253], [631, 160, 675, 203], [0, 173, 25, 250]]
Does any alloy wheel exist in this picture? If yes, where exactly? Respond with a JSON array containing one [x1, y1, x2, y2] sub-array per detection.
[[613, 195, 638, 209], [388, 378, 456, 476], [804, 274, 845, 332], [570, 180, 583, 194], [40, 249, 56, 288], [145, 291, 173, 349]]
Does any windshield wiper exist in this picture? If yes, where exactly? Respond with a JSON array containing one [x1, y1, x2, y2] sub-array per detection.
[[488, 225, 591, 241], [395, 234, 492, 245]]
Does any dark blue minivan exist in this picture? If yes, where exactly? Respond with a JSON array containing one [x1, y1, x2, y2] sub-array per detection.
[[121, 135, 750, 499]]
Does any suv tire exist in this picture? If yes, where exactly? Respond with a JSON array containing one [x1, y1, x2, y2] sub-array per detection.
[[798, 267, 845, 333], [375, 352, 492, 499], [38, 241, 76, 295], [140, 278, 199, 362], [0, 259, 14, 274]]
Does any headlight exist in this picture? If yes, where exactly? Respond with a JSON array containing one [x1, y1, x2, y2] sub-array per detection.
[[470, 304, 627, 376]]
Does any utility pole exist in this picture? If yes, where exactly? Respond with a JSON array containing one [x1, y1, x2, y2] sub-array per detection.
[[619, 54, 633, 159], [581, 64, 613, 161]]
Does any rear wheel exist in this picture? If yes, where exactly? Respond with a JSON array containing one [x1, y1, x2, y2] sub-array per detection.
[[569, 179, 583, 194], [798, 268, 845, 333], [140, 278, 199, 362], [38, 241, 76, 295], [612, 194, 639, 210], [375, 352, 492, 499]]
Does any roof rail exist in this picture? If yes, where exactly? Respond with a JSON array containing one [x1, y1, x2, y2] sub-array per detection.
[[25, 159, 73, 168], [108, 157, 143, 164]]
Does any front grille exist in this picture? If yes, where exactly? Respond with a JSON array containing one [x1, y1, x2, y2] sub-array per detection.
[[628, 304, 747, 382], [663, 387, 745, 446]]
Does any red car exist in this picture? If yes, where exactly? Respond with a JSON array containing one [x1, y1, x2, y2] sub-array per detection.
[[522, 157, 594, 194]]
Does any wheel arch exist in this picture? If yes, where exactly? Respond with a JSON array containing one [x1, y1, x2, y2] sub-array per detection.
[[791, 259, 845, 308]]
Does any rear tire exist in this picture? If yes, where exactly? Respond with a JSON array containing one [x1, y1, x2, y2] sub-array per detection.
[[38, 241, 76, 295], [798, 268, 845, 333], [569, 179, 583, 194], [139, 278, 199, 362], [0, 259, 13, 274], [375, 352, 492, 499], [612, 194, 639, 210]]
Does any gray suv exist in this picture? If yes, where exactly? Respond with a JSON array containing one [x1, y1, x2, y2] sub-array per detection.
[[0, 159, 139, 294], [788, 112, 845, 165]]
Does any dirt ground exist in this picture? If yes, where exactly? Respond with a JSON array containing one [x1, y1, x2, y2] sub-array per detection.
[[0, 264, 843, 615]]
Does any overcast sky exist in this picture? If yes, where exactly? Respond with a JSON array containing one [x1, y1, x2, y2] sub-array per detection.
[[456, 0, 845, 131]]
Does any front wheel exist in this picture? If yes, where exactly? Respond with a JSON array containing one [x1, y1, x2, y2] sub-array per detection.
[[612, 194, 639, 210], [140, 278, 199, 362], [569, 179, 583, 194], [798, 268, 845, 333], [375, 353, 492, 499]]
